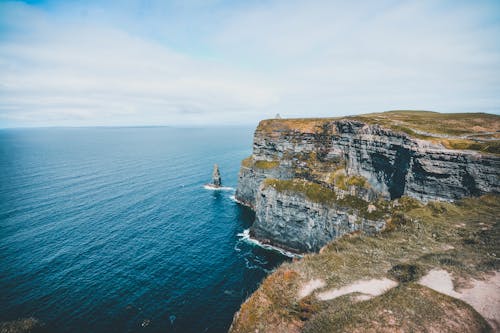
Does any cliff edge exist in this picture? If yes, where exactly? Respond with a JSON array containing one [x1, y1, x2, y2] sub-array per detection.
[[231, 111, 500, 332], [235, 111, 499, 252]]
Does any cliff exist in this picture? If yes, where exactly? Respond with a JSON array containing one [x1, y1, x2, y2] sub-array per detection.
[[230, 111, 500, 333], [235, 111, 499, 252]]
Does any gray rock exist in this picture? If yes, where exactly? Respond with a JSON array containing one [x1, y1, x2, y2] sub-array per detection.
[[252, 184, 384, 253], [212, 164, 222, 187], [236, 118, 500, 253], [238, 120, 500, 205]]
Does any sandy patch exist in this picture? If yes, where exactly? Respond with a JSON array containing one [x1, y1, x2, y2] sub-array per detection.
[[419, 269, 500, 330], [419, 269, 461, 297], [316, 278, 398, 301], [298, 279, 326, 299]]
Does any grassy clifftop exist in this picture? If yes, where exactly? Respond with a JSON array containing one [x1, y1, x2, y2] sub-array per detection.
[[257, 110, 500, 154], [230, 195, 499, 332]]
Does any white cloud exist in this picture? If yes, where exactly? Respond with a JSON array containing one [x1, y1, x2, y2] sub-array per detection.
[[0, 0, 499, 127], [213, 0, 500, 116], [0, 2, 278, 127]]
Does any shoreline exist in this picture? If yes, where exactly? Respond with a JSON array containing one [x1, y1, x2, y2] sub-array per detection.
[[237, 229, 303, 258]]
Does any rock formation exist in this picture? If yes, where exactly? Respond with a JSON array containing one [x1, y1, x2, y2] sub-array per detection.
[[230, 111, 500, 333], [212, 164, 222, 187], [235, 111, 500, 253]]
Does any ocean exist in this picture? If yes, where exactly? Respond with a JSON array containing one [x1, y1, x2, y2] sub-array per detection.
[[0, 127, 288, 332]]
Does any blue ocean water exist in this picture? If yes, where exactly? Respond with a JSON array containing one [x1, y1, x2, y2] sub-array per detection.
[[0, 127, 287, 332]]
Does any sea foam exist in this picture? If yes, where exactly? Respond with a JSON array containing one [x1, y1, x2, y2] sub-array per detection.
[[203, 185, 235, 191], [237, 229, 302, 258]]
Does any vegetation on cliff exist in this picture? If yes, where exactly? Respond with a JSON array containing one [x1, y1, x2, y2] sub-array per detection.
[[302, 283, 490, 333], [230, 195, 499, 332], [353, 111, 500, 154], [256, 110, 500, 154], [241, 156, 280, 170], [233, 110, 499, 332], [262, 178, 388, 220]]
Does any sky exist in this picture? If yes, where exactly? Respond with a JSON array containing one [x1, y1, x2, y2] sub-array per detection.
[[0, 0, 499, 127]]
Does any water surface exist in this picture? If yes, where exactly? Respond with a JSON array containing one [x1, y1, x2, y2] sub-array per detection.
[[0, 127, 287, 332]]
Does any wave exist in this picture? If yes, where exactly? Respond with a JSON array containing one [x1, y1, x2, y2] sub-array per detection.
[[237, 229, 303, 258], [202, 185, 235, 191], [243, 257, 273, 273]]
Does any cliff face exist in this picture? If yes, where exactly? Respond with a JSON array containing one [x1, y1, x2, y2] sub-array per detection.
[[235, 112, 500, 253], [252, 181, 385, 252], [231, 112, 500, 333]]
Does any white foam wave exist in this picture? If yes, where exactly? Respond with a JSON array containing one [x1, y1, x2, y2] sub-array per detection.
[[203, 184, 235, 191], [229, 195, 242, 203], [243, 257, 273, 273], [237, 229, 303, 258], [230, 196, 253, 207]]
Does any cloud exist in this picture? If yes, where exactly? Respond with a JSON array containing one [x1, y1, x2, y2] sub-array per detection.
[[0, 0, 499, 127], [213, 0, 500, 115], [0, 1, 278, 127]]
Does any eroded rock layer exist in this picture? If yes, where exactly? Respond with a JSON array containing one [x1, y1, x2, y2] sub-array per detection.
[[236, 114, 500, 253]]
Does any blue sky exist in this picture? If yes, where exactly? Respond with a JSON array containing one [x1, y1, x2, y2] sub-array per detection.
[[0, 0, 499, 127]]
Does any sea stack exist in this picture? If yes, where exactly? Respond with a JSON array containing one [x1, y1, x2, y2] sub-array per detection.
[[212, 164, 222, 187]]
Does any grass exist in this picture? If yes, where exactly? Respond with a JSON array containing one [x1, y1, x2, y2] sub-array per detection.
[[302, 284, 491, 333], [263, 179, 338, 205], [352, 110, 499, 136], [241, 156, 280, 170], [256, 110, 500, 154], [330, 170, 370, 190], [257, 117, 340, 135], [230, 194, 499, 333], [241, 156, 253, 168], [440, 138, 500, 154], [291, 152, 345, 186], [352, 111, 500, 154], [254, 160, 280, 169], [262, 178, 389, 220], [345, 175, 370, 189]]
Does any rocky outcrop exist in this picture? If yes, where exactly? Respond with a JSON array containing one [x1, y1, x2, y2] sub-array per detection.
[[212, 164, 222, 187], [235, 160, 292, 207], [0, 317, 46, 333], [235, 114, 500, 253], [239, 119, 500, 205], [252, 181, 385, 252]]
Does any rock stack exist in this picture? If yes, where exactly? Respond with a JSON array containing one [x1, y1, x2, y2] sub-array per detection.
[[212, 164, 222, 187]]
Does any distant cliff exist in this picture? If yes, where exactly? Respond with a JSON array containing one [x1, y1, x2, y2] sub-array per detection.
[[235, 111, 499, 252], [230, 111, 500, 333]]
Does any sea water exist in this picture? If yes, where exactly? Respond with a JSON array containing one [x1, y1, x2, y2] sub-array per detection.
[[0, 127, 288, 332]]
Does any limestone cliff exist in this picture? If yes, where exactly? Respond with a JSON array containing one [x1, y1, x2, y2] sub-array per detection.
[[230, 111, 500, 333], [235, 111, 499, 253]]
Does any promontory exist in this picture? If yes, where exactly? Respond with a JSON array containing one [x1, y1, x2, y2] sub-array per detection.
[[230, 111, 499, 333]]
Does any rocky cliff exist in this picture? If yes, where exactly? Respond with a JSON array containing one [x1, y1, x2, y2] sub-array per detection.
[[235, 111, 499, 253], [230, 111, 500, 333]]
